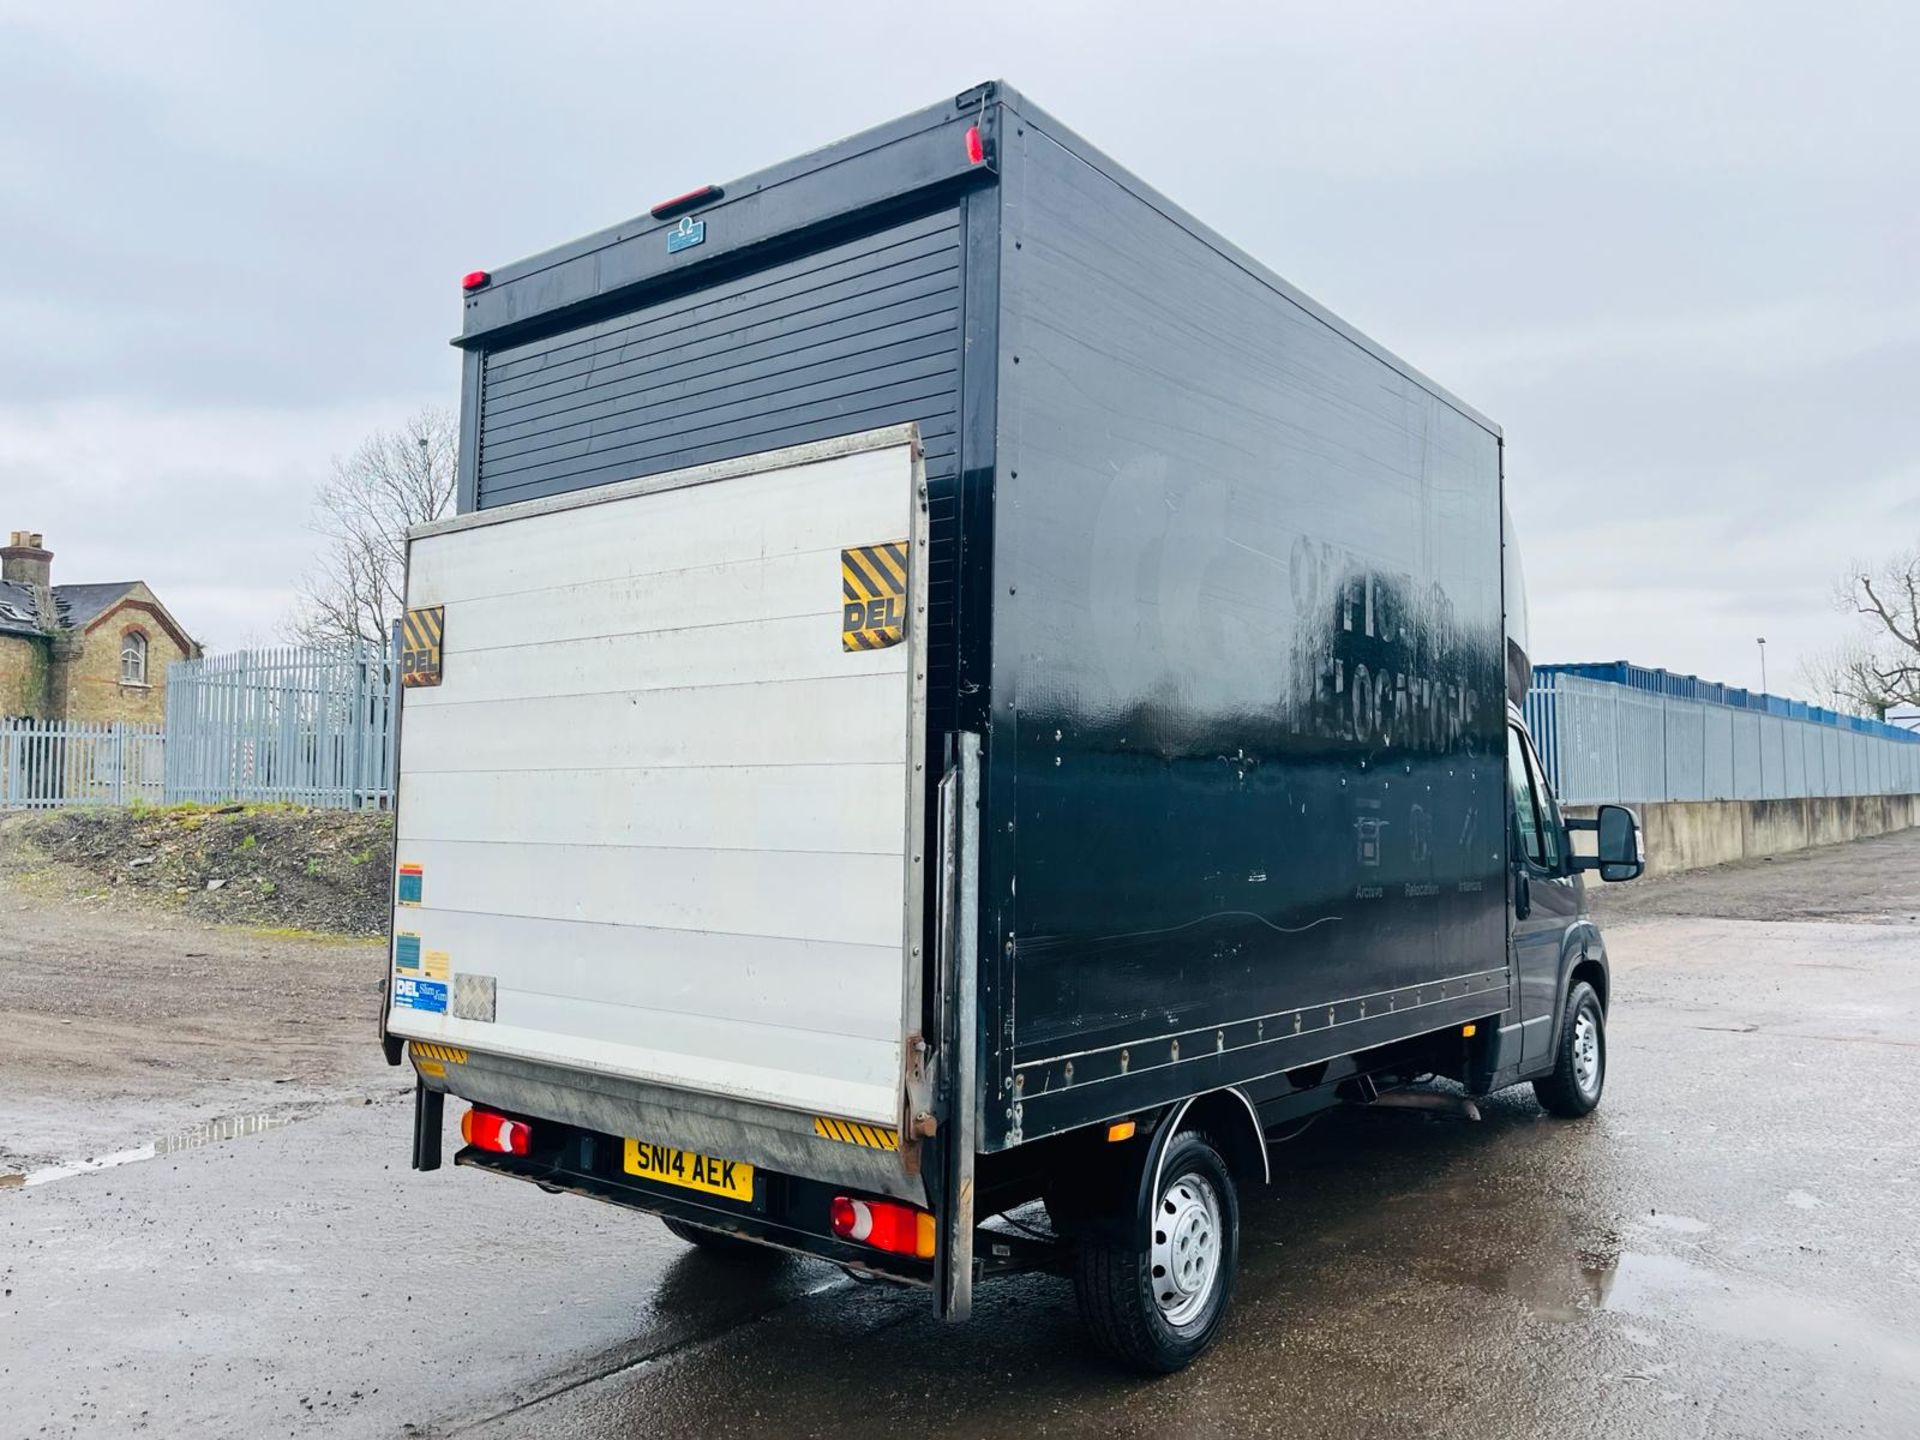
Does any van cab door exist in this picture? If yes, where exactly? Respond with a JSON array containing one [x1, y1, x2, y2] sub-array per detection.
[[1507, 722, 1579, 1067]]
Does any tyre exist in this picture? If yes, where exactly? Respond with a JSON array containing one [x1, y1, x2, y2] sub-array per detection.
[[1533, 980, 1606, 1118], [660, 1216, 780, 1259], [1043, 1175, 1097, 1236], [1073, 1130, 1239, 1374]]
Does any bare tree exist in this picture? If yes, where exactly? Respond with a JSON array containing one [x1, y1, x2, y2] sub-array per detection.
[[1817, 549, 1920, 717], [287, 408, 458, 651], [1800, 639, 1901, 718]]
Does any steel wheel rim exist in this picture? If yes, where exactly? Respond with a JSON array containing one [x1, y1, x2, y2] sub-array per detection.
[[1572, 1007, 1602, 1097], [1150, 1170, 1222, 1327]]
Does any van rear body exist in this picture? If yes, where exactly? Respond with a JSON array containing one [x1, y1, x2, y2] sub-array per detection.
[[383, 82, 1642, 1369]]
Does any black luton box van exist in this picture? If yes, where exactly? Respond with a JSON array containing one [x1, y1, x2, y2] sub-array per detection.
[[383, 81, 1646, 1373]]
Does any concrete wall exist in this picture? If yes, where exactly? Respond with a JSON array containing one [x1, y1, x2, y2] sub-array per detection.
[[1565, 793, 1920, 878]]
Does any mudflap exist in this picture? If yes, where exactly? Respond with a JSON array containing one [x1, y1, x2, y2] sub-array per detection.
[[411, 1077, 444, 1172]]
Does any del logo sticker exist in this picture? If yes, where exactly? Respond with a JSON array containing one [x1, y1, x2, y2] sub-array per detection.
[[393, 975, 447, 1014], [841, 540, 908, 652], [401, 606, 444, 687]]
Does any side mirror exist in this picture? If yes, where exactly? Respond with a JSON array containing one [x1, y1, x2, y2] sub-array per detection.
[[1591, 803, 1644, 881], [1570, 804, 1645, 880]]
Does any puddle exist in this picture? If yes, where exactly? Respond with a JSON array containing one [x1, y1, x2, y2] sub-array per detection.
[[1640, 1210, 1711, 1236], [1512, 1246, 1920, 1377], [153, 1111, 298, 1155], [9, 1111, 303, 1189], [1597, 1251, 1917, 1364], [17, 1143, 160, 1187]]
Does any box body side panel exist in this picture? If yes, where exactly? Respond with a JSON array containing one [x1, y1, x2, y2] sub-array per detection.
[[985, 119, 1508, 1144]]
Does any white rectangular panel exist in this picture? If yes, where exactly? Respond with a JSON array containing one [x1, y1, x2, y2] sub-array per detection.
[[385, 433, 926, 1125]]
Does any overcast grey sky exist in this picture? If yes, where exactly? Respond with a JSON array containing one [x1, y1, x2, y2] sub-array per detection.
[[2, 1, 1913, 695]]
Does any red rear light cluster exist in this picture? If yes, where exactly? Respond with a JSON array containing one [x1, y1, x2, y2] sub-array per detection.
[[461, 1106, 530, 1156], [830, 1195, 936, 1259]]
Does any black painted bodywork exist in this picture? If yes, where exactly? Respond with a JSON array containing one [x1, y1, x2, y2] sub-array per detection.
[[454, 1122, 940, 1285], [981, 102, 1508, 1148], [450, 82, 1533, 1160]]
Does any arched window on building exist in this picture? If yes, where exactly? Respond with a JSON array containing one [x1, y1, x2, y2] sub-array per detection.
[[121, 629, 149, 685]]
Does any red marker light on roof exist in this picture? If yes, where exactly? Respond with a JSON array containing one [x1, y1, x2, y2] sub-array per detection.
[[965, 124, 986, 165], [461, 270, 492, 292], [650, 185, 723, 220]]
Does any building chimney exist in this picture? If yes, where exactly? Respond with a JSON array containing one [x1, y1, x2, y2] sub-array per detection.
[[1, 531, 51, 591]]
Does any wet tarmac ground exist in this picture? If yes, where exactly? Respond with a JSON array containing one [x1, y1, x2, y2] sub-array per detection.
[[5, 832, 1920, 1438]]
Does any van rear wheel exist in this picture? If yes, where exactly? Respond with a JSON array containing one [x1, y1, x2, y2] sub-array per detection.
[[1073, 1130, 1239, 1374], [661, 1216, 779, 1259]]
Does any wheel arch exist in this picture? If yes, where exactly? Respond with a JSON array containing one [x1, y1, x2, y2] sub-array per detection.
[[1147, 1088, 1268, 1205], [1561, 923, 1610, 1013], [1070, 1088, 1269, 1249], [1569, 954, 1608, 1013], [1546, 925, 1610, 1062]]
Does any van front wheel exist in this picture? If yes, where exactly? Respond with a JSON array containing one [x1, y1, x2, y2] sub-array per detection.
[[1533, 980, 1606, 1118], [1073, 1130, 1239, 1374]]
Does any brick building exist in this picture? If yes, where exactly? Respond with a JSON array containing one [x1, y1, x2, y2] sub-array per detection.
[[0, 531, 201, 724]]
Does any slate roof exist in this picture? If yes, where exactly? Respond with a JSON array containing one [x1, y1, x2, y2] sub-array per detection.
[[0, 579, 41, 638], [0, 580, 140, 639], [53, 582, 138, 630]]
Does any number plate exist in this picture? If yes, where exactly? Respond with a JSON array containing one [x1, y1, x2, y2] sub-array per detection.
[[622, 1138, 754, 1202]]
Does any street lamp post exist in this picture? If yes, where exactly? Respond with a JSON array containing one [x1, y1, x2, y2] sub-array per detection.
[[1757, 636, 1767, 695]]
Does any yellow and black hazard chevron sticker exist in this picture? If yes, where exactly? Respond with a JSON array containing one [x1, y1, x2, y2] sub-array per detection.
[[841, 540, 909, 652], [410, 1042, 468, 1065], [401, 605, 444, 687], [813, 1116, 901, 1151]]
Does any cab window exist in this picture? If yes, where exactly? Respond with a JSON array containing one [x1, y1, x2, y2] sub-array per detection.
[[1523, 732, 1563, 870], [1506, 726, 1546, 868]]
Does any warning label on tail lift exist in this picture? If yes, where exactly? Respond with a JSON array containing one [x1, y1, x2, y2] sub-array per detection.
[[841, 541, 908, 651]]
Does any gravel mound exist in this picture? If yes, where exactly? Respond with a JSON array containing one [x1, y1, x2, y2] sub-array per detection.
[[0, 804, 395, 937]]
